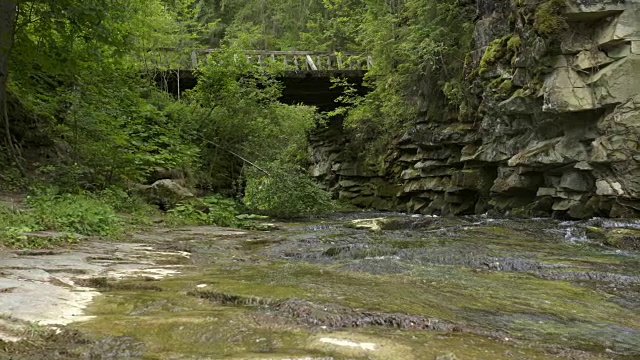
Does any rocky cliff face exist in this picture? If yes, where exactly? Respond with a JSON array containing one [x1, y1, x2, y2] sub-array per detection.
[[310, 0, 640, 218]]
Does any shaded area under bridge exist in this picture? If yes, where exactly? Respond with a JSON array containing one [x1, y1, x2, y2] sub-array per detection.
[[156, 50, 371, 111]]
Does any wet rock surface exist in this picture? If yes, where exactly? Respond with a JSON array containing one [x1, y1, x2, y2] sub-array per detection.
[[1, 214, 639, 359]]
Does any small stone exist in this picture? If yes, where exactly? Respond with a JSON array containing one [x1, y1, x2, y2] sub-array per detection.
[[346, 218, 389, 232], [574, 161, 593, 170]]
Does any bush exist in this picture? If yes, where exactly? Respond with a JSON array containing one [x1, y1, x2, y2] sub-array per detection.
[[26, 191, 122, 237], [97, 187, 156, 215], [243, 163, 335, 219], [0, 189, 127, 248], [168, 195, 241, 227]]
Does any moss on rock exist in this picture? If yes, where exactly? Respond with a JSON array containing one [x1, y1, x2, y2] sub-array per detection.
[[533, 0, 568, 38]]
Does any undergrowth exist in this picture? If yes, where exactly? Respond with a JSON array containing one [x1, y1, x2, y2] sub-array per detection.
[[167, 195, 242, 227], [0, 188, 155, 249], [166, 195, 275, 230]]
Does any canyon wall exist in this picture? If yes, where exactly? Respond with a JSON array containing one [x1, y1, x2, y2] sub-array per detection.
[[310, 0, 640, 218]]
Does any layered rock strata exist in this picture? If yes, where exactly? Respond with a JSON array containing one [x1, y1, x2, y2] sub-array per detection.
[[310, 0, 640, 218]]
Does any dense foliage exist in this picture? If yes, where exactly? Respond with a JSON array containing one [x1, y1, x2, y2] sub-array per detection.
[[0, 0, 478, 239]]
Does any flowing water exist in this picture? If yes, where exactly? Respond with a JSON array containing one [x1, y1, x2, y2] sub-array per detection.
[[1, 213, 639, 359]]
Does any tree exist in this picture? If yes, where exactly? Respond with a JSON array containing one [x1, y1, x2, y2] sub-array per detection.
[[0, 0, 18, 166]]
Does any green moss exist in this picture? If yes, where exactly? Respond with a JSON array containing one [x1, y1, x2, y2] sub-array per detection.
[[507, 34, 522, 51], [479, 38, 507, 74], [512, 88, 526, 97], [497, 79, 514, 97], [487, 78, 515, 99], [534, 0, 568, 38]]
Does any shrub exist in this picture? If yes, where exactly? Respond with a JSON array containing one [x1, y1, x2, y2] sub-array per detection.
[[168, 195, 241, 227], [26, 190, 121, 237], [97, 187, 155, 215], [0, 189, 125, 248], [243, 163, 335, 219]]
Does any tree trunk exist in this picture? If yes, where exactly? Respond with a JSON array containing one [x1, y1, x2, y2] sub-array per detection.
[[0, 0, 18, 110], [0, 0, 20, 172]]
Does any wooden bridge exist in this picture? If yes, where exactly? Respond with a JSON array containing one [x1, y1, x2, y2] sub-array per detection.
[[153, 49, 371, 111], [196, 50, 371, 73], [150, 49, 373, 73]]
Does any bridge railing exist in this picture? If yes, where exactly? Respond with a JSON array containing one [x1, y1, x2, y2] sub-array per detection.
[[145, 49, 372, 72], [196, 50, 373, 71]]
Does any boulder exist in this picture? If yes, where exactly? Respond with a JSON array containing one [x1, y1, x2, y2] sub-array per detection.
[[400, 169, 422, 180], [595, 179, 625, 196], [147, 167, 185, 184], [139, 179, 196, 210], [552, 199, 580, 211], [586, 227, 640, 251], [536, 187, 557, 197], [451, 168, 496, 195]]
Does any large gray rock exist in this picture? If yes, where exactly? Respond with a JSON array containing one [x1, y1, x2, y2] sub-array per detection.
[[560, 171, 594, 192], [508, 137, 589, 166], [542, 64, 596, 112], [491, 168, 543, 194], [573, 50, 614, 71], [592, 5, 640, 47], [140, 179, 195, 210], [403, 177, 451, 193], [591, 99, 640, 164], [589, 56, 640, 107]]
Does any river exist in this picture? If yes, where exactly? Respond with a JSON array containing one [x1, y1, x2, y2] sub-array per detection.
[[1, 212, 639, 359]]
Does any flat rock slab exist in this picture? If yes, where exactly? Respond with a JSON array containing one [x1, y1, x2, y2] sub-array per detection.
[[0, 227, 223, 339]]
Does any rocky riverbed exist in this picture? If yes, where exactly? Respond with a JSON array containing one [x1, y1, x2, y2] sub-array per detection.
[[0, 213, 639, 359]]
